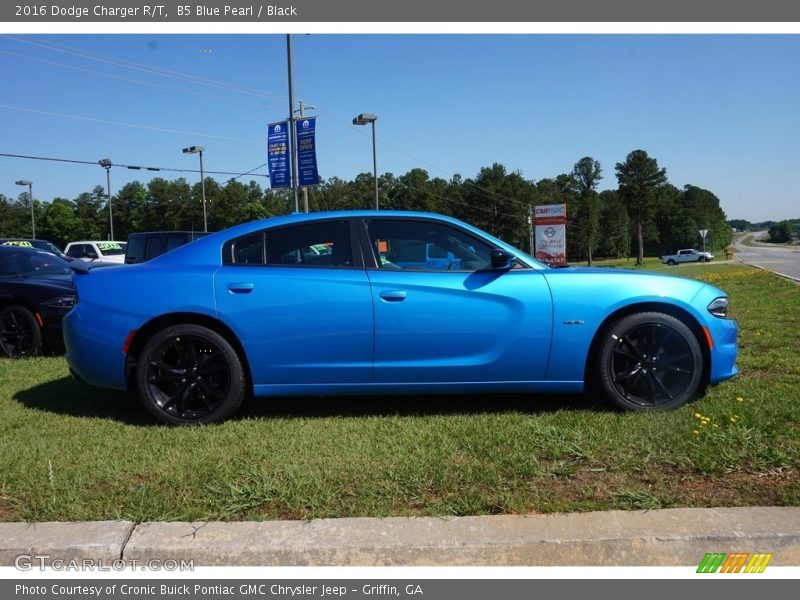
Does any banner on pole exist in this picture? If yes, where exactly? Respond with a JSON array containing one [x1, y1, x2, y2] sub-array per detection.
[[296, 117, 320, 187], [534, 204, 568, 267], [267, 121, 290, 189]]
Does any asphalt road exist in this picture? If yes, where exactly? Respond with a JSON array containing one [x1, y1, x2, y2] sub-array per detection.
[[733, 231, 800, 281]]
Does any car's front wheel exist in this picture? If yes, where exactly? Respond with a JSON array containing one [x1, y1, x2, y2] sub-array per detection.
[[135, 324, 245, 424], [0, 305, 42, 358], [597, 312, 704, 411]]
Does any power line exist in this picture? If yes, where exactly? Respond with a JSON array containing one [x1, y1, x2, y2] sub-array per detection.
[[0, 152, 269, 178], [0, 50, 270, 110], [3, 35, 287, 102], [2, 36, 536, 213], [0, 104, 263, 144]]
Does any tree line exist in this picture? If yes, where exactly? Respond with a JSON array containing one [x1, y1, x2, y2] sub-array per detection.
[[0, 149, 732, 265]]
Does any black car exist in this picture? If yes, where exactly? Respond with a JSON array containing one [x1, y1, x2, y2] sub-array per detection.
[[0, 246, 76, 357], [125, 231, 210, 264], [0, 238, 71, 261]]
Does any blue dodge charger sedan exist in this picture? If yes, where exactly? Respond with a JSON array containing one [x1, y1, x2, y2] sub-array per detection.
[[64, 211, 738, 424]]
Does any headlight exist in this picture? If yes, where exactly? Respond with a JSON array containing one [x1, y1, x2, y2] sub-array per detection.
[[41, 296, 76, 309], [707, 297, 728, 318]]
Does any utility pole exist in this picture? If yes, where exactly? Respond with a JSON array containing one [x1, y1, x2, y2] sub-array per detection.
[[295, 99, 316, 213], [528, 205, 534, 256], [286, 34, 299, 213]]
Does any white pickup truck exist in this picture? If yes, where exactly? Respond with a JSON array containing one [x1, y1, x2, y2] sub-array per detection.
[[660, 249, 714, 265]]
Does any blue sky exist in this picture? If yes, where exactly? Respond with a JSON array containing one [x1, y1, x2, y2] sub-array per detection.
[[1, 34, 798, 221]]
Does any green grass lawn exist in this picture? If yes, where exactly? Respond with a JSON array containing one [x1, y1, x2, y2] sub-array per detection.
[[1, 264, 797, 522]]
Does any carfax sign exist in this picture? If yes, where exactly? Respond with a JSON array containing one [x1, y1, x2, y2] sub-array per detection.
[[534, 204, 567, 267]]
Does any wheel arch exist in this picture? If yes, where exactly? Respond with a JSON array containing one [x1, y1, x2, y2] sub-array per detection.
[[124, 312, 252, 392], [584, 302, 711, 389]]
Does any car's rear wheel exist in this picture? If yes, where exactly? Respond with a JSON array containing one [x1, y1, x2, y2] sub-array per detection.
[[0, 305, 41, 358], [667, 259, 676, 266], [135, 324, 245, 425], [598, 312, 703, 411]]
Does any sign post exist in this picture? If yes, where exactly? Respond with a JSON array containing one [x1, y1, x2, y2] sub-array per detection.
[[699, 229, 709, 254]]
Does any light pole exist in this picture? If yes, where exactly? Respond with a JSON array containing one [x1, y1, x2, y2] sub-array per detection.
[[15, 179, 34, 239], [98, 158, 113, 239], [182, 146, 207, 232], [352, 113, 379, 210]]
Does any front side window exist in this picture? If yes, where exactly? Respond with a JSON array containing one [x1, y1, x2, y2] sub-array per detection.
[[366, 219, 494, 271], [227, 221, 352, 268]]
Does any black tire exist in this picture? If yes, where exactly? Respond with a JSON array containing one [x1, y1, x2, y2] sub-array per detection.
[[0, 305, 42, 358], [597, 312, 703, 411], [699, 256, 706, 263], [667, 259, 676, 266], [135, 324, 245, 425]]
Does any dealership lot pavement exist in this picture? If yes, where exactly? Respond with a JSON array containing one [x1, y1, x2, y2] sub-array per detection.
[[2, 507, 799, 566]]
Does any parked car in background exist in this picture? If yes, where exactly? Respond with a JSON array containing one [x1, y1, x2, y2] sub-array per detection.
[[1, 238, 71, 261], [0, 246, 76, 357], [125, 231, 210, 264], [64, 211, 738, 425], [65, 241, 127, 264], [660, 249, 714, 265]]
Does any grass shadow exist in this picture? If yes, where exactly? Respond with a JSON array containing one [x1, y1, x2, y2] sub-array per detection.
[[236, 390, 608, 421], [12, 376, 152, 425], [13, 376, 610, 425]]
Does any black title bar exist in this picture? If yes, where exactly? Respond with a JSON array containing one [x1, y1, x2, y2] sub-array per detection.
[[4, 1, 800, 23]]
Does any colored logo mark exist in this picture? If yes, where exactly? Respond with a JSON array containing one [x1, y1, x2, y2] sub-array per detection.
[[697, 552, 773, 573]]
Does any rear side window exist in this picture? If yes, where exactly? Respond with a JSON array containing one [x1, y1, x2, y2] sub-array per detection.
[[126, 237, 145, 263], [226, 221, 352, 268], [147, 237, 168, 259]]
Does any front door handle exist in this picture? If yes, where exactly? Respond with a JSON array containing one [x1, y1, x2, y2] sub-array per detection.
[[227, 282, 255, 294], [379, 290, 407, 302]]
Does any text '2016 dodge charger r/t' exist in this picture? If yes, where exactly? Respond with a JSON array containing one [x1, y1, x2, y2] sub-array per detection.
[[63, 211, 738, 425]]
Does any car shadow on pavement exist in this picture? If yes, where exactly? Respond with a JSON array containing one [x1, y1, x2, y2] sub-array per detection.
[[13, 376, 610, 424]]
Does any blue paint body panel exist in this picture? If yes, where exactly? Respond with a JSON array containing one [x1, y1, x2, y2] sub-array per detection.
[[63, 211, 738, 399]]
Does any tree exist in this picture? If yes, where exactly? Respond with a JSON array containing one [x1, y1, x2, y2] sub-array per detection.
[[596, 190, 630, 259], [41, 199, 80, 247], [768, 220, 793, 243], [615, 150, 667, 265], [570, 157, 603, 265]]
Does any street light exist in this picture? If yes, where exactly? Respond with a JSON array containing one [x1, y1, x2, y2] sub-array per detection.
[[352, 113, 379, 210], [15, 179, 34, 239], [182, 145, 207, 232], [98, 158, 114, 240]]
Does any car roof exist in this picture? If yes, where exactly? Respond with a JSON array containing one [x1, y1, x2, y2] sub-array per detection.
[[150, 210, 543, 269], [67, 240, 126, 244]]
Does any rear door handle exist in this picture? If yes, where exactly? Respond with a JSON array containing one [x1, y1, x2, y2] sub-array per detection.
[[379, 290, 407, 302], [227, 282, 255, 294]]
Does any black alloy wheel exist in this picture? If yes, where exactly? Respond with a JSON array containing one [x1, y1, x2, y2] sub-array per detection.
[[136, 324, 245, 424], [0, 305, 42, 358], [598, 312, 704, 411]]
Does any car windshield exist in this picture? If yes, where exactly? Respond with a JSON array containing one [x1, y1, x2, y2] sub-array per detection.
[[0, 250, 71, 276], [97, 242, 126, 256]]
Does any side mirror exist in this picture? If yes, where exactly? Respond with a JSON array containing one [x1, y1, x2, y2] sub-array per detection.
[[490, 249, 515, 270], [85, 251, 98, 259]]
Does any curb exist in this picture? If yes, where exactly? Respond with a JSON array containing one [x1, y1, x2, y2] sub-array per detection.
[[2, 507, 800, 566]]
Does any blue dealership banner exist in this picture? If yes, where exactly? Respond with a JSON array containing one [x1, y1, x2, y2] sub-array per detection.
[[296, 117, 320, 187], [267, 121, 290, 189]]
